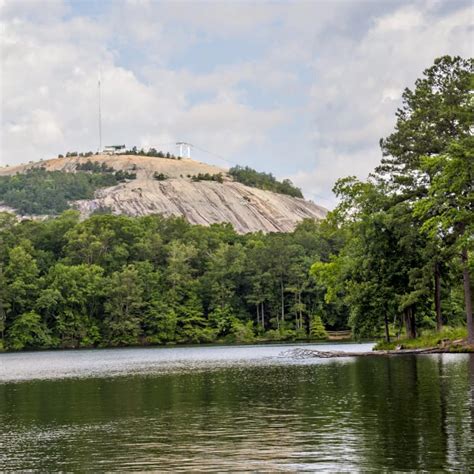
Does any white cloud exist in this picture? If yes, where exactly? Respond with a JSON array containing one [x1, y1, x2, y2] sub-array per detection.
[[290, 146, 381, 209], [0, 2, 289, 165], [180, 101, 286, 157], [0, 0, 69, 21], [1, 0, 472, 209], [374, 6, 424, 32], [300, 1, 473, 208]]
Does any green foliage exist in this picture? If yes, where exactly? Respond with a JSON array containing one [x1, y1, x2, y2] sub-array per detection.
[[37, 263, 104, 348], [0, 168, 124, 214], [153, 172, 169, 181], [264, 328, 298, 341], [414, 137, 473, 249], [310, 56, 473, 343], [310, 315, 328, 340], [126, 147, 180, 159], [0, 213, 346, 351], [378, 55, 473, 192], [228, 319, 255, 343], [191, 173, 224, 183], [229, 165, 303, 198], [114, 170, 137, 181], [374, 326, 468, 351], [77, 160, 115, 173], [7, 311, 51, 350], [104, 265, 143, 346]]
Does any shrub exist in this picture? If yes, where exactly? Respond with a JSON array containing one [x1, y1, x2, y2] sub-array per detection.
[[153, 172, 168, 181], [191, 173, 224, 183], [7, 312, 52, 350], [310, 314, 328, 340]]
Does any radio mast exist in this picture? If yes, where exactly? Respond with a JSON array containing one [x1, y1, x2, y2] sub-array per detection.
[[98, 69, 102, 153], [176, 142, 191, 158]]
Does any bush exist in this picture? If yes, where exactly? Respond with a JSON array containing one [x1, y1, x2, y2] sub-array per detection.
[[310, 314, 328, 340], [126, 148, 178, 159], [228, 320, 255, 343], [191, 173, 224, 183], [265, 328, 297, 341], [76, 160, 115, 173], [7, 312, 52, 350], [153, 172, 168, 181], [114, 170, 136, 181], [374, 326, 468, 350]]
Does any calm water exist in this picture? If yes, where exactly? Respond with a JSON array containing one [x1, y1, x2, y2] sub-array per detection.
[[1, 343, 473, 471]]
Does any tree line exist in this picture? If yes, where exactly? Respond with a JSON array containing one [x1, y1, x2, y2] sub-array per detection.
[[0, 213, 345, 351], [229, 165, 304, 198]]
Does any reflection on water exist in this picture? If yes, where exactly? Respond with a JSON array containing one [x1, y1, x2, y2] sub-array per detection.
[[1, 344, 473, 471], [0, 343, 373, 382]]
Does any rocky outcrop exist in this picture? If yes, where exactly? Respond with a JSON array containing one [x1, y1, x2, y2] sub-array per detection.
[[0, 154, 327, 233]]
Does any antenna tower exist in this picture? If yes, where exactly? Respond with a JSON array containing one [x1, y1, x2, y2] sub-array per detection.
[[98, 69, 102, 153], [176, 142, 192, 158]]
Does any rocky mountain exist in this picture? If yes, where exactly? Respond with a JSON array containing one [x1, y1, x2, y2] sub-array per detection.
[[0, 154, 327, 233]]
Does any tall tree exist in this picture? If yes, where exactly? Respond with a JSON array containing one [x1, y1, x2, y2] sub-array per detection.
[[37, 263, 104, 348], [4, 242, 40, 317], [378, 56, 473, 330], [415, 138, 474, 343], [103, 265, 144, 346], [378, 55, 473, 191]]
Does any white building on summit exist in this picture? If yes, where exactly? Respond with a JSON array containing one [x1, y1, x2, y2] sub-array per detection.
[[103, 145, 126, 154]]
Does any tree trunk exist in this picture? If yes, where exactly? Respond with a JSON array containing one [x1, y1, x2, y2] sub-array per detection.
[[411, 307, 417, 339], [410, 307, 417, 339], [261, 302, 265, 330], [384, 313, 390, 343], [403, 308, 410, 338], [256, 304, 260, 328], [298, 292, 303, 331], [461, 248, 473, 345], [397, 315, 403, 339], [434, 262, 442, 331], [280, 279, 285, 323], [404, 306, 417, 339], [0, 301, 5, 346]]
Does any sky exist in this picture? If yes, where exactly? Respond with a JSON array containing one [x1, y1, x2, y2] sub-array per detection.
[[1, 0, 472, 208]]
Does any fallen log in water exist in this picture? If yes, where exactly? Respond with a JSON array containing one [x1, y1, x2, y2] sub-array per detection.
[[281, 347, 453, 359]]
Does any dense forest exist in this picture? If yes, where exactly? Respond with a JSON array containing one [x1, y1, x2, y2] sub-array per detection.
[[0, 55, 472, 351], [0, 167, 135, 215], [229, 165, 304, 198], [0, 214, 344, 350]]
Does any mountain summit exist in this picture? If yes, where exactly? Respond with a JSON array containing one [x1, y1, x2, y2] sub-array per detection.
[[0, 154, 327, 233]]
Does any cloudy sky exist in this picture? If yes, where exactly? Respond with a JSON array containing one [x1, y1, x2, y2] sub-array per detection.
[[1, 0, 472, 208]]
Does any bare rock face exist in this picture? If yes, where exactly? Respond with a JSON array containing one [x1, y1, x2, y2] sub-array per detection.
[[0, 154, 327, 233]]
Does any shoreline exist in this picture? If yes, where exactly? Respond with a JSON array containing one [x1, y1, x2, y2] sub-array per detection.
[[285, 343, 474, 359], [0, 337, 361, 354]]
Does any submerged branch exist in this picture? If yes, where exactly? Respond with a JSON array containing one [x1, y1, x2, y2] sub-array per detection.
[[281, 346, 467, 359]]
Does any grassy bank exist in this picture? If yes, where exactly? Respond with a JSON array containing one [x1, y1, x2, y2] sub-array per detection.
[[374, 327, 473, 352]]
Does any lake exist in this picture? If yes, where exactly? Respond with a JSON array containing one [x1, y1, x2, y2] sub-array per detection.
[[1, 343, 473, 471]]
